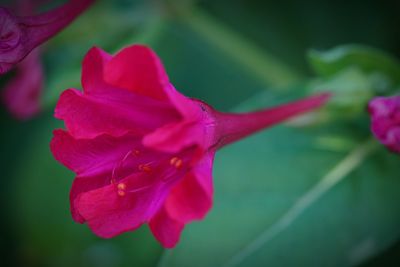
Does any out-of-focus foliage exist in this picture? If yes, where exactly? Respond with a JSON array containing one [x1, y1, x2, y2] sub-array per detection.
[[1, 0, 400, 267], [308, 45, 400, 84], [308, 46, 400, 119]]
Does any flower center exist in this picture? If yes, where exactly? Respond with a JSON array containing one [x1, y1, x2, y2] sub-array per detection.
[[111, 148, 187, 197]]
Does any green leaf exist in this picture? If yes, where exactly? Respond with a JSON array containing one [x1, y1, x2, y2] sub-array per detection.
[[308, 68, 375, 118], [307, 45, 400, 119], [158, 90, 400, 267], [308, 45, 400, 86]]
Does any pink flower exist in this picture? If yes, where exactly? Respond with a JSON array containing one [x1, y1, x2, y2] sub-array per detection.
[[368, 95, 400, 153], [0, 0, 94, 74], [2, 47, 43, 119], [50, 44, 330, 248]]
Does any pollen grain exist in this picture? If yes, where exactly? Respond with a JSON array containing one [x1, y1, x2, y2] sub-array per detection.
[[170, 157, 183, 169], [117, 183, 126, 190]]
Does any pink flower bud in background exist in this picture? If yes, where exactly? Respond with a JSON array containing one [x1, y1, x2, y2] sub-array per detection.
[[1, 0, 94, 119], [50, 44, 330, 248], [2, 47, 43, 119], [368, 95, 400, 154], [0, 0, 94, 74]]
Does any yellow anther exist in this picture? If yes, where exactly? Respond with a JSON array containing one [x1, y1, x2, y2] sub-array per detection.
[[139, 164, 152, 173], [117, 190, 126, 197], [133, 149, 140, 156], [170, 157, 183, 169], [117, 183, 126, 190]]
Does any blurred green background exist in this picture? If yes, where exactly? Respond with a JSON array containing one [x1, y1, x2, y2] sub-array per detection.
[[1, 0, 400, 266]]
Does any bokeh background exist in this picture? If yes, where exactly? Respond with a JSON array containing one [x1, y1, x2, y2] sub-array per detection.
[[1, 0, 400, 266]]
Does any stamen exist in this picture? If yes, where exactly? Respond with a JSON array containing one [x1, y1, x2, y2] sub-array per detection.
[[116, 182, 127, 197], [170, 157, 183, 169], [122, 150, 133, 161], [117, 183, 126, 190], [111, 148, 140, 184], [127, 184, 153, 193], [138, 164, 152, 173]]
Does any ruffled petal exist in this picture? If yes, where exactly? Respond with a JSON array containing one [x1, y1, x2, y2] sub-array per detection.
[[70, 175, 108, 223], [369, 96, 400, 153], [148, 153, 213, 248], [102, 45, 203, 122], [104, 44, 170, 101], [386, 127, 400, 152], [50, 129, 141, 177], [149, 205, 184, 248], [165, 153, 214, 223], [75, 173, 167, 238], [54, 88, 178, 138], [81, 46, 112, 94]]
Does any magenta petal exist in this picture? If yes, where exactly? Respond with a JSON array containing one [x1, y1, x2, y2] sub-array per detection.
[[80, 47, 181, 121], [50, 129, 141, 177], [2, 48, 42, 119], [104, 45, 201, 118], [143, 120, 209, 153], [386, 127, 400, 150], [369, 96, 400, 153], [149, 205, 184, 248], [165, 153, 214, 223], [75, 186, 143, 238], [55, 88, 139, 137], [54, 89, 178, 138], [81, 46, 112, 94], [75, 174, 164, 238], [70, 175, 108, 223], [104, 45, 170, 101]]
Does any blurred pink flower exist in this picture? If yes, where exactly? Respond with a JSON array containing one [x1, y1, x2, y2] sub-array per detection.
[[2, 47, 43, 119], [50, 44, 330, 248], [0, 0, 94, 74], [1, 0, 94, 119], [368, 95, 400, 153]]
